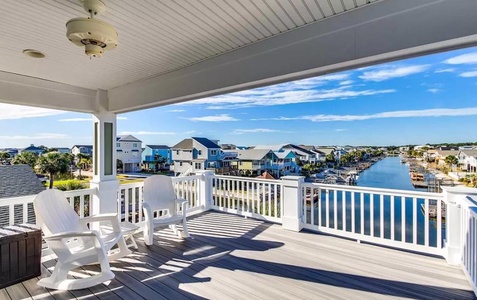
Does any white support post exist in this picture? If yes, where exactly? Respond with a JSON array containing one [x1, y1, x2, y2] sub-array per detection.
[[89, 90, 119, 216], [442, 186, 477, 265], [281, 176, 305, 232], [195, 170, 214, 211]]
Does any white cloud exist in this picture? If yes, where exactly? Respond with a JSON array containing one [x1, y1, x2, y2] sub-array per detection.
[[339, 80, 354, 86], [359, 65, 429, 81], [254, 107, 477, 122], [119, 131, 175, 135], [169, 109, 185, 113], [444, 52, 477, 65], [0, 133, 70, 140], [185, 86, 394, 110], [335, 129, 347, 132], [427, 88, 441, 94], [0, 104, 64, 120], [188, 114, 239, 122], [434, 68, 455, 73], [117, 116, 128, 120], [232, 128, 280, 135], [459, 71, 477, 78]]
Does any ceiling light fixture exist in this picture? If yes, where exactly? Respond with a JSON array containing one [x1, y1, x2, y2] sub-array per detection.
[[23, 49, 46, 58], [66, 0, 118, 58]]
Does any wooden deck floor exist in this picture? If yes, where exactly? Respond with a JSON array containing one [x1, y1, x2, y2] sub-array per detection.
[[1, 211, 476, 300]]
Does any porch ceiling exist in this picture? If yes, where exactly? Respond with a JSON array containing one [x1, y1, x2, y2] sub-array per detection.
[[1, 0, 477, 113]]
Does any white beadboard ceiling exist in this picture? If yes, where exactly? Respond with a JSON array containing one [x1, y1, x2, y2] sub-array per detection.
[[0, 0, 379, 90]]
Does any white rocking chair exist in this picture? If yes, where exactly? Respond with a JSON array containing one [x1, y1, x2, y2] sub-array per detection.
[[143, 175, 190, 246], [34, 189, 131, 290]]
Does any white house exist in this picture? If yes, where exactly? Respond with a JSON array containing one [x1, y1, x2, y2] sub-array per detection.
[[171, 137, 224, 176], [116, 135, 142, 173], [458, 150, 477, 173]]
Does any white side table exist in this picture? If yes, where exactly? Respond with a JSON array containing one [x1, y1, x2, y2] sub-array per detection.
[[101, 221, 139, 250]]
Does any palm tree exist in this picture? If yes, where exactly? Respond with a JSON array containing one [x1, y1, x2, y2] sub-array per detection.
[[76, 153, 92, 178], [12, 152, 38, 169], [444, 155, 459, 171], [36, 152, 70, 189], [153, 154, 166, 172]]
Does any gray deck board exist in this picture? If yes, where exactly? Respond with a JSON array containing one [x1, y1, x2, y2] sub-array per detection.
[[1, 211, 475, 300]]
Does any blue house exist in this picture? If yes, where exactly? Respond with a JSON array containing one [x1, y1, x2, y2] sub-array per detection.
[[142, 145, 172, 171], [20, 144, 44, 155]]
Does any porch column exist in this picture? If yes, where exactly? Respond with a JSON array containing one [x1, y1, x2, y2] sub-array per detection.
[[281, 176, 305, 232], [195, 170, 214, 211], [442, 186, 477, 265], [90, 90, 119, 215]]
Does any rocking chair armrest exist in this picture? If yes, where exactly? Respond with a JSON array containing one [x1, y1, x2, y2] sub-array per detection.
[[176, 198, 189, 214], [175, 198, 188, 205], [142, 202, 154, 219], [43, 230, 100, 241], [81, 213, 119, 223]]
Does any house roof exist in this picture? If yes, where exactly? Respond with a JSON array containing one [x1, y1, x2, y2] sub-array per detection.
[[172, 139, 193, 149], [192, 137, 221, 149], [72, 145, 92, 149], [316, 148, 335, 155], [0, 165, 44, 199], [254, 144, 286, 151], [460, 150, 477, 158], [436, 150, 460, 157], [299, 145, 316, 151], [283, 144, 315, 155], [146, 145, 170, 150], [275, 150, 295, 159], [22, 145, 43, 151], [236, 149, 274, 160], [257, 171, 275, 180], [117, 135, 142, 142]]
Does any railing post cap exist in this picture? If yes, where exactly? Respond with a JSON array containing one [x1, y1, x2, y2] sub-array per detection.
[[281, 176, 305, 182], [441, 186, 477, 196]]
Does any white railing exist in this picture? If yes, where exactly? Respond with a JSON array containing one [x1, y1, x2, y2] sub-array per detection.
[[117, 175, 203, 226], [211, 175, 282, 223], [461, 196, 477, 295], [0, 189, 95, 227], [301, 183, 446, 255]]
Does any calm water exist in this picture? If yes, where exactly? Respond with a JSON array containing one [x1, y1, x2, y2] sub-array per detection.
[[357, 156, 417, 190], [308, 156, 443, 246]]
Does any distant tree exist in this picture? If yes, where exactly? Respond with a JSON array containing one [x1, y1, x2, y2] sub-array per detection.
[[117, 159, 123, 171], [295, 157, 303, 167], [325, 154, 335, 162], [0, 152, 10, 164], [444, 155, 458, 167], [12, 152, 38, 169], [77, 153, 92, 178], [37, 152, 70, 189], [153, 154, 167, 172]]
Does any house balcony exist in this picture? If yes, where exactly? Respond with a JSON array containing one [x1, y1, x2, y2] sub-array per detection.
[[0, 173, 476, 298]]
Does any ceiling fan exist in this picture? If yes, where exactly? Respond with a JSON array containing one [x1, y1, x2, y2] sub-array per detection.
[[66, 0, 118, 58]]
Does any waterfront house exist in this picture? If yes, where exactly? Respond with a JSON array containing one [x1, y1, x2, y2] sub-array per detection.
[[458, 150, 477, 173], [54, 147, 72, 154], [171, 137, 224, 176], [231, 149, 278, 176], [1, 1, 477, 298], [116, 135, 142, 173], [255, 144, 318, 164], [142, 145, 172, 171], [435, 149, 460, 167], [71, 145, 93, 157], [20, 144, 44, 155], [274, 150, 299, 177]]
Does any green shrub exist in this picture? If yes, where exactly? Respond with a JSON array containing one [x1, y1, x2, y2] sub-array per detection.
[[54, 180, 88, 191]]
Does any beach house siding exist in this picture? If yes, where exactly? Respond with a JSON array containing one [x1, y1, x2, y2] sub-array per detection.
[[459, 150, 477, 172], [116, 135, 142, 173], [171, 137, 223, 176], [71, 145, 93, 156]]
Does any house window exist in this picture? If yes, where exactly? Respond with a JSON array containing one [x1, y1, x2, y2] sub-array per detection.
[[211, 150, 217, 155], [180, 162, 183, 166], [116, 143, 120, 148], [198, 150, 202, 155], [195, 163, 201, 169], [176, 150, 180, 155], [133, 143, 138, 147]]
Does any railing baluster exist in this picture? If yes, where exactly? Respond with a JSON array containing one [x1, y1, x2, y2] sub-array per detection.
[[125, 188, 130, 222], [351, 191, 355, 233], [370, 193, 374, 237], [380, 194, 384, 238], [424, 198, 429, 247], [333, 189, 337, 229], [360, 192, 364, 235], [402, 197, 406, 242], [132, 188, 137, 224], [274, 184, 278, 218], [342, 190, 346, 231], [80, 195, 85, 218], [412, 197, 417, 245], [325, 189, 329, 228], [303, 187, 307, 224], [391, 195, 395, 241], [318, 188, 322, 227], [437, 199, 442, 249]]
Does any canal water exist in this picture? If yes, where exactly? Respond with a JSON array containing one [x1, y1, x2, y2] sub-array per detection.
[[357, 156, 417, 191], [309, 156, 443, 247]]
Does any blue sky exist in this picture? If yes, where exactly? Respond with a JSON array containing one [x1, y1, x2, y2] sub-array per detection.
[[1, 46, 477, 148]]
